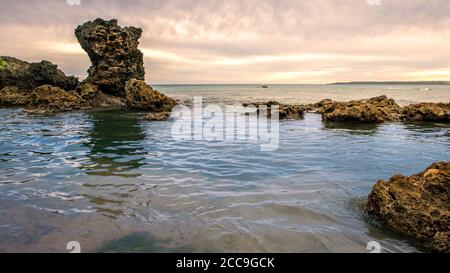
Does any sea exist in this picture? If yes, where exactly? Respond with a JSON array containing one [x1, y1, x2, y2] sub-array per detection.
[[0, 84, 449, 252]]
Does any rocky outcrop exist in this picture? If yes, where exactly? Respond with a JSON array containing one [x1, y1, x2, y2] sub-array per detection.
[[305, 99, 333, 113], [124, 79, 176, 112], [321, 96, 402, 123], [243, 101, 305, 120], [365, 162, 450, 253], [75, 19, 145, 96], [27, 85, 85, 114], [75, 82, 126, 108], [401, 103, 450, 122], [0, 19, 176, 116], [0, 86, 29, 107], [0, 56, 78, 91], [319, 96, 450, 123]]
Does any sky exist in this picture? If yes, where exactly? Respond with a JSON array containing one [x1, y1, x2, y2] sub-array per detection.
[[1, 0, 450, 84]]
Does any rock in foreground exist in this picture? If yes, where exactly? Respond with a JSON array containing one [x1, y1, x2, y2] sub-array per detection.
[[75, 19, 145, 96], [365, 162, 450, 252]]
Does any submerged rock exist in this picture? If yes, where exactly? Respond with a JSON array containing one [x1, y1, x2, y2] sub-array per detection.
[[75, 19, 145, 96], [144, 111, 171, 121], [124, 79, 176, 111], [321, 96, 402, 123], [0, 56, 78, 91], [401, 103, 450, 122], [27, 85, 85, 114], [365, 162, 450, 252], [0, 86, 29, 107]]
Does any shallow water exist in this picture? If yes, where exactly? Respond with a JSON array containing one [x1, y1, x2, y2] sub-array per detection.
[[0, 85, 449, 253]]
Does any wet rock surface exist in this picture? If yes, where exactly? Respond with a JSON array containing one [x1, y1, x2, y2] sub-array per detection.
[[124, 79, 176, 112], [0, 86, 29, 107], [305, 99, 333, 113], [75, 82, 126, 108], [27, 85, 85, 114], [75, 19, 145, 96], [0, 57, 78, 91], [401, 103, 450, 122], [243, 101, 305, 120], [365, 162, 450, 252], [321, 95, 402, 123]]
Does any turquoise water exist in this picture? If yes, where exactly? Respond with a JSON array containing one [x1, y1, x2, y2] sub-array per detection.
[[0, 85, 449, 252]]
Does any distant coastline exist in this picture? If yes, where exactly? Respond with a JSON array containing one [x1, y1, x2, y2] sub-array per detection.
[[330, 81, 450, 85]]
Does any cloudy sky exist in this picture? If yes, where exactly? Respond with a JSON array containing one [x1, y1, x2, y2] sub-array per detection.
[[1, 0, 450, 84]]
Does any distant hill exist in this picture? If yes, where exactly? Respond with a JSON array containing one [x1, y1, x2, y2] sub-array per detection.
[[329, 81, 450, 85]]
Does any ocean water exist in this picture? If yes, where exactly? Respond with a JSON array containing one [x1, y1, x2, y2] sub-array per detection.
[[156, 83, 450, 105], [0, 84, 449, 253]]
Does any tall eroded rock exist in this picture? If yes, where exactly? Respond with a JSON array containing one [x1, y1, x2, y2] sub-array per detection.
[[75, 19, 145, 96]]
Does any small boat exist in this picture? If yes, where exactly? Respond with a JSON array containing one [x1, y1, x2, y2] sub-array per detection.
[[261, 84, 269, 88]]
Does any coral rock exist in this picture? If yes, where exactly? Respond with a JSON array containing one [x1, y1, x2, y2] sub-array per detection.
[[75, 82, 125, 108], [75, 19, 145, 96], [243, 101, 305, 120], [365, 162, 450, 252], [0, 86, 29, 107], [401, 103, 450, 122], [27, 85, 85, 113], [124, 79, 176, 111], [0, 56, 78, 91], [322, 96, 402, 123]]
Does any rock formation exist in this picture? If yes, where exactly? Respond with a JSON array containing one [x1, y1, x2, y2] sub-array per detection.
[[401, 103, 450, 122], [243, 101, 306, 120], [75, 19, 145, 96], [305, 99, 333, 113], [321, 95, 402, 123], [0, 19, 176, 116], [75, 82, 125, 108], [124, 79, 176, 112], [318, 95, 450, 123], [0, 56, 79, 91], [27, 85, 85, 114], [0, 86, 29, 107], [365, 162, 450, 253]]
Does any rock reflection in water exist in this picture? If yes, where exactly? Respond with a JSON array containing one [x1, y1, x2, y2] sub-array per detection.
[[78, 110, 148, 219], [82, 110, 147, 177], [322, 121, 380, 136]]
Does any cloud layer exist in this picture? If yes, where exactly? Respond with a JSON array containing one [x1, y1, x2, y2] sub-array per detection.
[[1, 0, 450, 83]]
